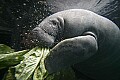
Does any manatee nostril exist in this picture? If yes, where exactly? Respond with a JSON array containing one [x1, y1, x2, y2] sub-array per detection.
[[31, 28, 41, 38]]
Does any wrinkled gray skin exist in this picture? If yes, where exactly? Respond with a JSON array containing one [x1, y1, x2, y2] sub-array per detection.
[[32, 9, 120, 80]]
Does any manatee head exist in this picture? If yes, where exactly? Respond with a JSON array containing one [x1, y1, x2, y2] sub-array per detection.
[[31, 16, 64, 48]]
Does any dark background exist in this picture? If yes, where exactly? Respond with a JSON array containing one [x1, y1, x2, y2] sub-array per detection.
[[0, 0, 53, 50]]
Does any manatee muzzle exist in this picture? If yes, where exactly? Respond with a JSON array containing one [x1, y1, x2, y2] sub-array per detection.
[[31, 27, 55, 47]]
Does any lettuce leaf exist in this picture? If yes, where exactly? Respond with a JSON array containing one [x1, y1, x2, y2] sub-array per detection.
[[0, 44, 28, 69], [33, 48, 50, 80], [0, 44, 14, 54], [15, 47, 50, 80], [0, 45, 76, 80]]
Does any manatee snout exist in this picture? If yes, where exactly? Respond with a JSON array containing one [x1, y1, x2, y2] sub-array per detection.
[[31, 27, 55, 47]]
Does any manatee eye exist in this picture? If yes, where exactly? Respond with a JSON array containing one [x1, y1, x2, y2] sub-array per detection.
[[50, 19, 58, 26], [52, 20, 57, 25]]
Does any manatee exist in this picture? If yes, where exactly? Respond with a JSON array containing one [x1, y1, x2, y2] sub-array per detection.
[[32, 9, 120, 80]]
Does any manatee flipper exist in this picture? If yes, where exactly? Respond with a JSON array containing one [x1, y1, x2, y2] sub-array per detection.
[[45, 33, 98, 73]]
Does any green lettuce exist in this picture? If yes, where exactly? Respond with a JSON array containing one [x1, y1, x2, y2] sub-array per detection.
[[0, 44, 76, 80]]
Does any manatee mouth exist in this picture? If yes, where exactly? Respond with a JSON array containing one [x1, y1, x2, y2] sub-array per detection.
[[31, 27, 55, 48]]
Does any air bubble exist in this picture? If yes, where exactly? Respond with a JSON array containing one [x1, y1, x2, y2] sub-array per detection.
[[25, 33, 28, 35], [29, 25, 32, 28], [19, 16, 22, 18], [17, 24, 20, 26], [23, 3, 26, 6]]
